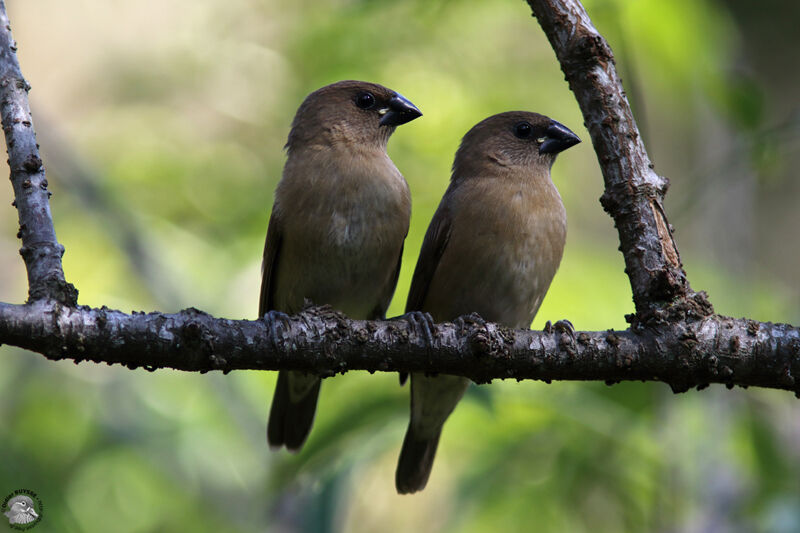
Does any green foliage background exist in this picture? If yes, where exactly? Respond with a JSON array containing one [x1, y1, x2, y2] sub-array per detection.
[[1, 0, 799, 531]]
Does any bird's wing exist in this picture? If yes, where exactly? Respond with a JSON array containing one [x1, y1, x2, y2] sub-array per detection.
[[399, 194, 453, 385], [368, 242, 405, 320], [406, 198, 452, 313], [259, 211, 283, 316]]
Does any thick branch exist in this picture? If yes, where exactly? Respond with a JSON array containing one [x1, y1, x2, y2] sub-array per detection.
[[526, 0, 708, 321], [0, 1, 76, 305], [1, 0, 796, 401], [1, 301, 799, 395]]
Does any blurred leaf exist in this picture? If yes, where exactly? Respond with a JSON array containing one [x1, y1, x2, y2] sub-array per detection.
[[2, 0, 799, 531]]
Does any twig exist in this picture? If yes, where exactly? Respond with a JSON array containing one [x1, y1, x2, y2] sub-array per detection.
[[37, 119, 185, 308]]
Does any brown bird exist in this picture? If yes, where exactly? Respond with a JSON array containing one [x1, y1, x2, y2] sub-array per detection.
[[395, 111, 580, 493], [262, 80, 421, 451]]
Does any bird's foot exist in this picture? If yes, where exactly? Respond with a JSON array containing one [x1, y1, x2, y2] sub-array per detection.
[[396, 311, 436, 386], [554, 319, 575, 336], [545, 319, 575, 337], [262, 310, 292, 350], [457, 312, 488, 330], [400, 310, 436, 348]]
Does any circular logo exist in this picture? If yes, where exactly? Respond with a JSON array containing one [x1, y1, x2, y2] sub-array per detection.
[[2, 490, 42, 530]]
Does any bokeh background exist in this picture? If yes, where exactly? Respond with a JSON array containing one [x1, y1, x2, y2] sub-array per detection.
[[1, 0, 799, 531]]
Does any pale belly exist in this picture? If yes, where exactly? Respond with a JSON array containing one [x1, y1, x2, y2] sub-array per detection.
[[273, 207, 405, 319], [423, 198, 566, 328], [424, 248, 557, 328]]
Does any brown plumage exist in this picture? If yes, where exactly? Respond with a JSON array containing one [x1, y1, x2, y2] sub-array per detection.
[[396, 111, 580, 493], [262, 80, 421, 451]]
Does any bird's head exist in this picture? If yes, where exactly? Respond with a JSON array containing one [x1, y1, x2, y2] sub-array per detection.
[[453, 111, 580, 177], [4, 495, 37, 521], [286, 80, 422, 153]]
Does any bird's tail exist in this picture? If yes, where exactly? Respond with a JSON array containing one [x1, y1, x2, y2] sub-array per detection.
[[267, 371, 321, 451], [395, 424, 442, 494]]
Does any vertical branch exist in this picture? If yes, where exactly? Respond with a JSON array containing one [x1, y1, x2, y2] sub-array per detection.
[[0, 1, 76, 305], [526, 0, 711, 321]]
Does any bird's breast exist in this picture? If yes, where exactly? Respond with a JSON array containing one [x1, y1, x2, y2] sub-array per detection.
[[272, 151, 410, 317], [426, 178, 566, 328]]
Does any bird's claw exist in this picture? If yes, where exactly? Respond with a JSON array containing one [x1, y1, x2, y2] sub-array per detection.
[[546, 319, 575, 338], [457, 312, 488, 330], [262, 310, 292, 350], [402, 310, 436, 347], [396, 311, 436, 385]]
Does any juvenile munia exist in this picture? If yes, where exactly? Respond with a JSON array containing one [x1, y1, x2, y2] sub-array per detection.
[[262, 81, 421, 451], [396, 111, 579, 493]]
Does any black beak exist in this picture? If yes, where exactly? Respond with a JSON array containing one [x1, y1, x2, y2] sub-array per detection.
[[539, 120, 581, 154], [379, 93, 422, 127]]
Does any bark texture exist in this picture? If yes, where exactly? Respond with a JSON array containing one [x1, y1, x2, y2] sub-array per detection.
[[0, 2, 76, 305], [0, 0, 798, 398], [1, 301, 799, 395], [526, 0, 708, 322]]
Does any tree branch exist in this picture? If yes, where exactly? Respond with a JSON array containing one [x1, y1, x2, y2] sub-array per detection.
[[37, 118, 185, 308], [1, 301, 799, 395], [1, 0, 798, 398], [526, 0, 709, 321], [0, 1, 76, 305]]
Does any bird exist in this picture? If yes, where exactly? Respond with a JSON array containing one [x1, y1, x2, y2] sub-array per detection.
[[4, 495, 38, 525], [262, 80, 422, 452], [395, 111, 580, 493]]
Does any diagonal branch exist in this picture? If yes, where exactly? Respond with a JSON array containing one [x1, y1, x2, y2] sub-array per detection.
[[0, 0, 797, 400], [526, 0, 710, 322], [0, 1, 76, 305], [1, 301, 798, 395], [37, 119, 185, 308]]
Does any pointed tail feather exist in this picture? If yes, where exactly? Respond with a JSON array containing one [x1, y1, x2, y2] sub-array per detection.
[[267, 371, 321, 451], [395, 425, 442, 494]]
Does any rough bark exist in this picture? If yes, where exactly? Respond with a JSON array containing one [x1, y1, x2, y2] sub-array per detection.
[[1, 301, 799, 395], [526, 0, 709, 322], [0, 1, 76, 305], [0, 0, 798, 398]]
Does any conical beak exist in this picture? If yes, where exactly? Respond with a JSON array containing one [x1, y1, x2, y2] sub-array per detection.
[[379, 93, 422, 126], [539, 120, 581, 154]]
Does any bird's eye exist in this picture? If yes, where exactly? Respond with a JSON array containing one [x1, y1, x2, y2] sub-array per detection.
[[355, 92, 376, 109], [514, 122, 533, 139]]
